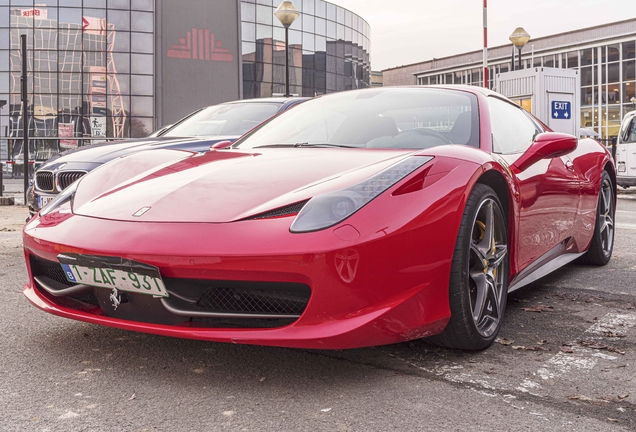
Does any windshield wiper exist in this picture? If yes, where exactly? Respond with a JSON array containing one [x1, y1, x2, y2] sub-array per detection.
[[254, 142, 357, 148]]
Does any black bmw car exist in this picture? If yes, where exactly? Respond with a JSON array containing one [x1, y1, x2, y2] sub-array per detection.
[[28, 97, 306, 215]]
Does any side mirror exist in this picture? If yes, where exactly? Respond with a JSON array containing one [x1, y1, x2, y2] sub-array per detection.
[[511, 132, 578, 172], [210, 140, 233, 150]]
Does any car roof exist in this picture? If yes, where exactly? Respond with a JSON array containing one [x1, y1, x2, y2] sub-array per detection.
[[223, 96, 309, 105], [193, 96, 309, 113]]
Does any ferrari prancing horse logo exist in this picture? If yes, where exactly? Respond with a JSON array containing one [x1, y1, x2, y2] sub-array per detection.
[[110, 287, 121, 310], [335, 249, 360, 283]]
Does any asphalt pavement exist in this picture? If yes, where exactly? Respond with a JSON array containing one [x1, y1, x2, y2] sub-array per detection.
[[1, 193, 635, 431]]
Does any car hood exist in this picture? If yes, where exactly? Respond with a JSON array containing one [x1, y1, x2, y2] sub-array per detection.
[[38, 136, 239, 169], [72, 147, 426, 223]]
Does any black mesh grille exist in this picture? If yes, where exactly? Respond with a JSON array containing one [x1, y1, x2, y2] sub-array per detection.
[[30, 255, 76, 287], [35, 171, 54, 192], [57, 171, 86, 190], [197, 286, 309, 315], [30, 256, 311, 325], [68, 292, 100, 307], [247, 200, 308, 220]]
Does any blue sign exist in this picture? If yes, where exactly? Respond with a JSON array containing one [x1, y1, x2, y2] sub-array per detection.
[[60, 264, 77, 282], [551, 101, 571, 120]]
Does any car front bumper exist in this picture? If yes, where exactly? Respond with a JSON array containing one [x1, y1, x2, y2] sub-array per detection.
[[22, 195, 462, 349]]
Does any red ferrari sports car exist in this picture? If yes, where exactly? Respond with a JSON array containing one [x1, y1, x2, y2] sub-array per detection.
[[22, 86, 616, 350]]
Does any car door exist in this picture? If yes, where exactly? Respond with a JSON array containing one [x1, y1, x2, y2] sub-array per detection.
[[488, 97, 580, 273]]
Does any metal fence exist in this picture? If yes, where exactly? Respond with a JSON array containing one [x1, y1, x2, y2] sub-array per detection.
[[1, 136, 126, 178]]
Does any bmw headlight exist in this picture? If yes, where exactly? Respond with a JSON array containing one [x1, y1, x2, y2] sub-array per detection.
[[290, 156, 433, 233], [39, 180, 80, 216]]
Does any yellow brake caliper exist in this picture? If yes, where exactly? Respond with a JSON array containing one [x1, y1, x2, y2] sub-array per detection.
[[476, 220, 496, 277]]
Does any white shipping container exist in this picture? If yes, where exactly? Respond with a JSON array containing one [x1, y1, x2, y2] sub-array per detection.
[[495, 67, 580, 137]]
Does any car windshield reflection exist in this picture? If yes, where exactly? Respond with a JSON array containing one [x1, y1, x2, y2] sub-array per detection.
[[162, 102, 281, 137], [234, 88, 480, 150]]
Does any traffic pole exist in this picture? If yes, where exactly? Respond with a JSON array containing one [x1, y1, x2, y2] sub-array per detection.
[[483, 0, 488, 88], [21, 34, 29, 205]]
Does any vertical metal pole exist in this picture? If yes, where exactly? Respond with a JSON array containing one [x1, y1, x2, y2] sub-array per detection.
[[531, 44, 534, 68], [0, 162, 3, 198], [284, 26, 290, 97], [483, 0, 488, 88], [511, 45, 515, 71], [518, 47, 522, 70], [21, 34, 29, 204], [0, 111, 2, 187]]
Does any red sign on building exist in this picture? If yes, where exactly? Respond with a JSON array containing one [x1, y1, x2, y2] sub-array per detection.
[[167, 29, 234, 62]]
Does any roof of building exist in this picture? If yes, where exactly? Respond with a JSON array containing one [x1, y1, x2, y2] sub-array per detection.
[[382, 18, 636, 75]]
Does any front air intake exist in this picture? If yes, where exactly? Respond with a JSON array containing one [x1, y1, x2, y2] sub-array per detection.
[[197, 286, 309, 315]]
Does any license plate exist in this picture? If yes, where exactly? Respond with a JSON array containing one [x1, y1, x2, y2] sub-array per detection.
[[38, 195, 55, 208], [58, 254, 168, 297]]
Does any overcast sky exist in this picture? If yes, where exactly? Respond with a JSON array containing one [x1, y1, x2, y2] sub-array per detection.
[[332, 0, 635, 71]]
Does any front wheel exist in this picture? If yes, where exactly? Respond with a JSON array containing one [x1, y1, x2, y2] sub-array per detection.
[[428, 184, 509, 350]]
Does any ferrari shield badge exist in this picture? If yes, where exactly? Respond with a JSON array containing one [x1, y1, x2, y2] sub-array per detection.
[[109, 287, 121, 310], [335, 249, 360, 283]]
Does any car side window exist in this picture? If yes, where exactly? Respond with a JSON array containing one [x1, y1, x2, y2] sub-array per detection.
[[488, 96, 541, 154]]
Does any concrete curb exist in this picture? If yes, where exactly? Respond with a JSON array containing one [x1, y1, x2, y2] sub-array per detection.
[[0, 194, 24, 205]]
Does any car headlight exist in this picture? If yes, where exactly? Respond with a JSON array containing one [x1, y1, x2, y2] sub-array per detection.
[[290, 156, 433, 233], [39, 180, 80, 216]]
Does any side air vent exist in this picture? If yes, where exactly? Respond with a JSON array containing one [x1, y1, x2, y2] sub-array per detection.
[[246, 200, 309, 220]]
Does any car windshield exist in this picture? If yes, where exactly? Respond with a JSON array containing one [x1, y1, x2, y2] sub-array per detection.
[[620, 115, 636, 143], [162, 102, 281, 137], [234, 88, 479, 150]]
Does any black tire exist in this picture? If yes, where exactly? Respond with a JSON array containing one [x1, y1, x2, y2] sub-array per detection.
[[428, 184, 509, 350], [580, 171, 615, 266]]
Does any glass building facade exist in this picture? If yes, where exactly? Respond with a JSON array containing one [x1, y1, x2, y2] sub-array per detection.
[[0, 0, 155, 165], [240, 0, 370, 98], [1, 0, 371, 170], [419, 42, 636, 142], [383, 20, 636, 143]]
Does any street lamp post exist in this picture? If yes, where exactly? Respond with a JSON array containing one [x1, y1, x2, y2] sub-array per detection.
[[274, 1, 300, 97], [509, 27, 531, 71]]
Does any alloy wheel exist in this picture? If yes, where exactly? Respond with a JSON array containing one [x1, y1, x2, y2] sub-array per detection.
[[599, 177, 614, 256], [468, 198, 508, 338]]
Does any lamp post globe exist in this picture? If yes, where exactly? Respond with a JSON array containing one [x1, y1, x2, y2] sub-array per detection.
[[274, 1, 300, 27], [509, 27, 530, 71], [275, 1, 300, 97]]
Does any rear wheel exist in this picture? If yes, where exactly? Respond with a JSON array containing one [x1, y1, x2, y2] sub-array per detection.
[[580, 171, 615, 265], [429, 184, 509, 350]]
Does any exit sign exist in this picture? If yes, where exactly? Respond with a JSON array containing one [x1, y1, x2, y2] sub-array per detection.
[[551, 101, 571, 119]]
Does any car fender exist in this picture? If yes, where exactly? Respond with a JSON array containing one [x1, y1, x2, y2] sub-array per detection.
[[428, 147, 520, 282]]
